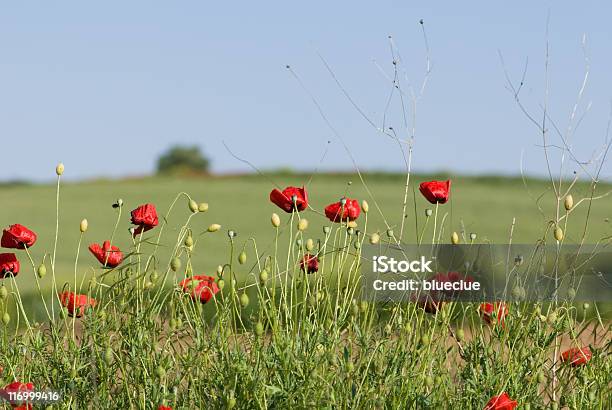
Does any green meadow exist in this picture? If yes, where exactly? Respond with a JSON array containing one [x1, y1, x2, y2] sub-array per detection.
[[2, 173, 610, 295]]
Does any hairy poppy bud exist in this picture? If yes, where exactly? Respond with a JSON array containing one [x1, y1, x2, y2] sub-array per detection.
[[456, 328, 465, 341], [2, 312, 9, 326], [259, 270, 269, 283], [216, 265, 224, 275], [56, 163, 65, 176], [37, 264, 47, 279], [188, 200, 199, 213], [323, 226, 331, 234], [271, 213, 281, 227], [0, 285, 7, 299], [207, 224, 221, 233], [564, 195, 574, 211], [104, 347, 113, 365], [238, 251, 247, 265], [361, 200, 369, 213], [240, 293, 250, 308], [451, 232, 459, 245], [184, 235, 194, 247], [170, 257, 181, 272], [425, 209, 433, 217], [217, 279, 225, 290], [554, 227, 564, 241], [370, 232, 380, 244], [254, 321, 264, 336], [80, 219, 88, 233], [386, 229, 394, 238], [198, 202, 209, 212], [305, 238, 314, 251], [469, 233, 477, 241], [298, 219, 309, 231]]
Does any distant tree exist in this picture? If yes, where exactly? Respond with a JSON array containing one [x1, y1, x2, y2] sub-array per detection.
[[157, 145, 210, 175]]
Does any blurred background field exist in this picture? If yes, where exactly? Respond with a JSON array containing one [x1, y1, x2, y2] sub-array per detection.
[[1, 171, 611, 320]]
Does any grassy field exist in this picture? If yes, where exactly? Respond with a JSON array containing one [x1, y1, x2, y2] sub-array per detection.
[[2, 172, 611, 299], [1, 171, 610, 408]]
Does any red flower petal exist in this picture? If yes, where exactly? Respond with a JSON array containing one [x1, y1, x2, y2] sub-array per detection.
[[419, 180, 451, 204]]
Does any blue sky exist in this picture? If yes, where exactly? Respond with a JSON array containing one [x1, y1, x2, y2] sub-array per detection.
[[0, 1, 610, 181]]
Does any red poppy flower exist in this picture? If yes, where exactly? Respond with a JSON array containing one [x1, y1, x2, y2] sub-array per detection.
[[1, 381, 35, 409], [131, 204, 159, 236], [560, 346, 592, 366], [324, 198, 360, 222], [180, 275, 220, 304], [419, 180, 451, 204], [158, 406, 172, 410], [1, 224, 37, 249], [0, 253, 20, 278], [300, 253, 319, 274], [480, 302, 509, 327], [270, 186, 308, 213], [484, 392, 517, 410], [88, 241, 123, 268], [59, 291, 96, 318]]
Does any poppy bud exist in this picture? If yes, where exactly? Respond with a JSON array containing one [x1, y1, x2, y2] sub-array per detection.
[[56, 163, 65, 176], [354, 241, 361, 250], [2, 312, 9, 326], [37, 264, 47, 279], [554, 227, 564, 241], [425, 376, 434, 388], [228, 230, 236, 239], [298, 219, 309, 231], [240, 293, 250, 308], [151, 271, 159, 283], [170, 257, 181, 272], [271, 213, 281, 227], [184, 236, 194, 247], [567, 287, 576, 299], [80, 219, 88, 233], [198, 202, 209, 212], [361, 200, 369, 213], [469, 233, 477, 241], [188, 200, 199, 213], [305, 239, 314, 251], [104, 347, 113, 365], [420, 334, 430, 345], [564, 195, 574, 211], [582, 302, 589, 310], [254, 321, 264, 336], [451, 232, 459, 245], [370, 232, 380, 244], [238, 251, 247, 265], [347, 227, 354, 236], [155, 366, 166, 379], [425, 209, 433, 217], [259, 270, 269, 283], [227, 396, 237, 409], [456, 328, 465, 341], [0, 285, 7, 299], [207, 224, 221, 232], [323, 226, 331, 234], [216, 265, 224, 276], [218, 279, 225, 290], [386, 229, 394, 238]]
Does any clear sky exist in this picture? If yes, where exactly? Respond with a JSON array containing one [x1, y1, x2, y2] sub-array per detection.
[[0, 1, 610, 181]]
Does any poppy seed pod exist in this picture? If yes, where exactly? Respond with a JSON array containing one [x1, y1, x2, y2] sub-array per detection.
[[80, 219, 88, 233], [271, 213, 281, 227], [239, 293, 250, 308], [564, 195, 574, 211], [298, 219, 309, 231], [554, 227, 564, 241], [361, 200, 369, 213], [451, 232, 459, 245], [259, 269, 269, 283], [198, 202, 209, 212], [56, 163, 65, 176], [207, 224, 221, 233], [189, 200, 199, 213]]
